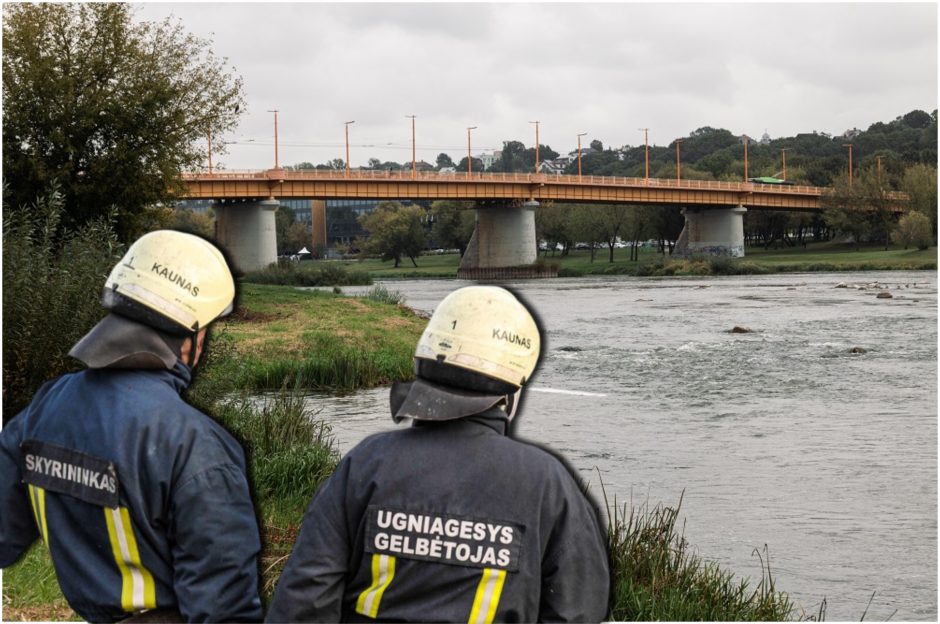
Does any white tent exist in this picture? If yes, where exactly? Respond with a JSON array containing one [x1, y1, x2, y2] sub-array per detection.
[[297, 246, 310, 255]]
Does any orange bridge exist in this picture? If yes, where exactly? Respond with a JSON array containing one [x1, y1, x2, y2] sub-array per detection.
[[179, 169, 905, 275], [181, 168, 856, 211]]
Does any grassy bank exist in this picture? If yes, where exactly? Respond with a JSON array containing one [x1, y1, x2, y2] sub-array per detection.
[[193, 283, 426, 397], [325, 242, 936, 278]]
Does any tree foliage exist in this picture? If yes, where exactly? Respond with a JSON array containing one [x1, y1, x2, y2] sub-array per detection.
[[429, 201, 475, 256], [894, 211, 933, 250], [171, 208, 214, 239], [900, 163, 938, 237], [275, 205, 296, 255], [821, 174, 885, 250], [435, 153, 455, 169], [358, 201, 426, 267], [2, 3, 245, 240]]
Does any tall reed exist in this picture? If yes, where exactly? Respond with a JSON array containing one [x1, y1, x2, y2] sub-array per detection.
[[606, 492, 794, 621]]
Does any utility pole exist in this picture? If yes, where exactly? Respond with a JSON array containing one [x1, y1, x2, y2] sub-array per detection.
[[638, 128, 649, 183], [529, 121, 540, 173], [577, 132, 587, 180], [344, 120, 355, 177], [467, 126, 477, 174], [406, 115, 417, 179], [268, 109, 280, 169], [207, 129, 213, 174], [780, 148, 789, 181], [742, 134, 749, 181], [675, 138, 683, 182]]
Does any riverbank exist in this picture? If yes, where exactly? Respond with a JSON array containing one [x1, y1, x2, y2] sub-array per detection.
[[324, 242, 935, 278], [191, 283, 426, 398]]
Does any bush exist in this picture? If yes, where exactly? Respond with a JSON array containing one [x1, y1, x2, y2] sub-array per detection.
[[3, 185, 123, 418], [364, 285, 405, 305], [894, 211, 934, 250], [242, 261, 372, 287]]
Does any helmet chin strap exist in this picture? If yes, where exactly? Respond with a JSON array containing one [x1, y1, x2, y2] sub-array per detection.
[[502, 388, 524, 422]]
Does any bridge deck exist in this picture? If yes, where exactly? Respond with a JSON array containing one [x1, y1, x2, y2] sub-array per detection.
[[180, 169, 905, 212]]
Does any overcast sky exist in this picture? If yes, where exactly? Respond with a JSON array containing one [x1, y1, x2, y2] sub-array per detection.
[[135, 2, 937, 171]]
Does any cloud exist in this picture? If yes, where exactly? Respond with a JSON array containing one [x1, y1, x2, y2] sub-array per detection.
[[134, 2, 937, 169]]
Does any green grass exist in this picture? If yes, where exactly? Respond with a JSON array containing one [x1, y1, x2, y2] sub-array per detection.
[[328, 253, 462, 277], [194, 284, 426, 394], [607, 494, 793, 620], [325, 243, 936, 280], [2, 544, 79, 621]]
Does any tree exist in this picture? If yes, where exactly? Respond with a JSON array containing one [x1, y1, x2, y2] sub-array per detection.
[[275, 205, 295, 255], [822, 174, 875, 250], [2, 4, 245, 240], [894, 211, 933, 250], [489, 141, 527, 172], [455, 156, 485, 173], [358, 201, 426, 267], [568, 205, 607, 262], [590, 139, 604, 152], [286, 221, 312, 255], [429, 201, 475, 256], [171, 208, 214, 239], [436, 153, 455, 169], [900, 163, 938, 237], [535, 204, 572, 256]]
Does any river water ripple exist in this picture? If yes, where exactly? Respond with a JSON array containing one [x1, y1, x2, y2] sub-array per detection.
[[298, 271, 937, 620]]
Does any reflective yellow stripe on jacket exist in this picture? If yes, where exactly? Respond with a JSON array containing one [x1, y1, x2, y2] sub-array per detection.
[[355, 554, 396, 618], [27, 485, 49, 544], [104, 506, 157, 612], [468, 568, 507, 624]]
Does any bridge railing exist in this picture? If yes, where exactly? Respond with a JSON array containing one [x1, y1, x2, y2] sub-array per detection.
[[181, 169, 832, 195]]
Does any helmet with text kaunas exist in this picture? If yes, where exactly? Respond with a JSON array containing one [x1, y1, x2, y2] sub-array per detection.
[[101, 230, 235, 336], [391, 286, 541, 423]]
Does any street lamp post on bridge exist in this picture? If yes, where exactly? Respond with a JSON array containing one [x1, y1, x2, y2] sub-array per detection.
[[344, 120, 355, 178], [467, 126, 477, 175], [529, 120, 540, 173], [639, 128, 649, 184], [780, 148, 789, 181], [843, 143, 854, 185], [268, 109, 280, 169], [675, 138, 683, 182], [577, 132, 587, 181], [742, 134, 749, 181], [407, 115, 417, 179], [207, 129, 213, 174]]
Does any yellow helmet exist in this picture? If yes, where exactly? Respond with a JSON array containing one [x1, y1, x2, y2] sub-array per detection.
[[416, 285, 540, 388], [102, 230, 235, 335], [391, 286, 541, 423]]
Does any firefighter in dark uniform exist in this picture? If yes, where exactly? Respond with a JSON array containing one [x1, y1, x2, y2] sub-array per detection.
[[267, 286, 610, 623], [0, 230, 262, 622]]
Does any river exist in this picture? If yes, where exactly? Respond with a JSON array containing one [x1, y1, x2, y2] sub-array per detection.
[[299, 271, 937, 620]]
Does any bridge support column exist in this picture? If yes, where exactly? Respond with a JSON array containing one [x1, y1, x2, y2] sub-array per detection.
[[213, 199, 279, 273], [458, 201, 553, 279], [674, 205, 747, 257]]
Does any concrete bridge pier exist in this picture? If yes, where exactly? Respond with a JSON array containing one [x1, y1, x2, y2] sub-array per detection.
[[674, 205, 747, 258], [213, 199, 279, 273], [458, 200, 553, 279]]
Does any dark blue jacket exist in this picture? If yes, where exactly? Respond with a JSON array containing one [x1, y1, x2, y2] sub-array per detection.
[[0, 363, 262, 623], [267, 411, 610, 623]]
